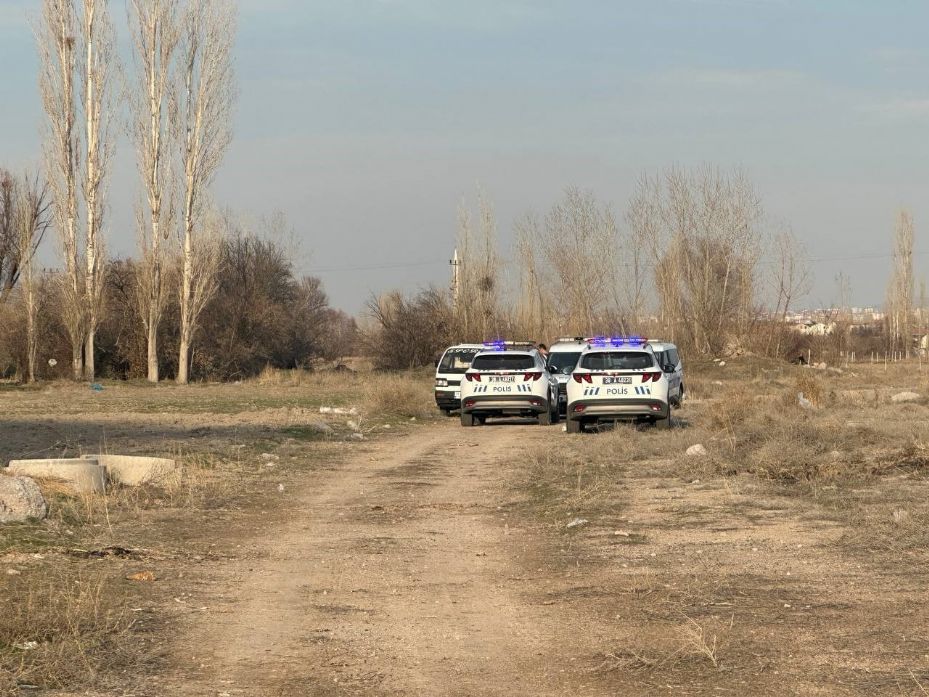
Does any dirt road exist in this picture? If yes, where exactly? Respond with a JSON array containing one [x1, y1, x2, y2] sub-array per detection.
[[169, 421, 596, 697]]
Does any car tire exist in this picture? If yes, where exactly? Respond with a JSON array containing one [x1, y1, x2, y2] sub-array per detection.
[[460, 412, 476, 427], [538, 405, 552, 426], [551, 402, 560, 424], [659, 414, 673, 430], [566, 418, 581, 433]]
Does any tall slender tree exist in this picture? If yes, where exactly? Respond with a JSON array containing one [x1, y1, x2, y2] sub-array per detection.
[[37, 0, 83, 379], [886, 210, 915, 357], [129, 0, 181, 383], [79, 0, 117, 380], [177, 0, 236, 384]]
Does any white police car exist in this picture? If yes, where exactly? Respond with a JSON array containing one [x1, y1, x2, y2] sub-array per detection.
[[649, 341, 685, 406], [460, 341, 559, 427], [546, 337, 588, 414], [565, 337, 672, 433], [434, 343, 485, 414]]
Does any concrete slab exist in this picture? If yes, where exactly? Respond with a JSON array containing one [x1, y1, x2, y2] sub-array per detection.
[[6, 459, 106, 494], [81, 454, 177, 486]]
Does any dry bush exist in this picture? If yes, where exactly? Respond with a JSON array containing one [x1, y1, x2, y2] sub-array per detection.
[[0, 567, 140, 692], [362, 372, 434, 420]]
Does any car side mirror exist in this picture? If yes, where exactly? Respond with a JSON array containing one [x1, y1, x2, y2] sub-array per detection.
[[663, 364, 675, 373]]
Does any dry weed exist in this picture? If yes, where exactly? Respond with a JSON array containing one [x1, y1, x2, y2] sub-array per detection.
[[361, 372, 435, 420], [0, 567, 140, 692]]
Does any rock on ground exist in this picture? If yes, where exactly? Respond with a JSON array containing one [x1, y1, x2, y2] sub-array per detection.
[[891, 392, 921, 404], [0, 475, 48, 523], [686, 444, 709, 457]]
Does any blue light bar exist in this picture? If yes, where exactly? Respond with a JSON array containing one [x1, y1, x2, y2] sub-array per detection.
[[483, 340, 507, 351], [588, 335, 648, 348]]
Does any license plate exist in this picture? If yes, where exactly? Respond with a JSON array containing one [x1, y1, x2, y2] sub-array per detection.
[[454, 391, 461, 399], [489, 376, 516, 383], [603, 376, 632, 385]]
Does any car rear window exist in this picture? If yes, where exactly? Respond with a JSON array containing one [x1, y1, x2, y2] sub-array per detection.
[[547, 351, 581, 374], [438, 349, 479, 373], [580, 351, 655, 371], [471, 354, 536, 371]]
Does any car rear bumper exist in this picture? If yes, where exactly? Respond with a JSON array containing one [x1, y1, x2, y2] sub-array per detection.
[[567, 398, 669, 421], [435, 391, 460, 410], [461, 394, 548, 415]]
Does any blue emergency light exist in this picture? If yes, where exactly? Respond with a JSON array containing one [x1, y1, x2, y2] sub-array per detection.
[[589, 335, 648, 348]]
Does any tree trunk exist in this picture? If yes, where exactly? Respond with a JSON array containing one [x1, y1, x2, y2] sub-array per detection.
[[147, 311, 159, 382], [177, 224, 193, 385]]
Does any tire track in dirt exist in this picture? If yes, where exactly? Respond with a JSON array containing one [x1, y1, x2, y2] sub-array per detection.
[[171, 421, 589, 697]]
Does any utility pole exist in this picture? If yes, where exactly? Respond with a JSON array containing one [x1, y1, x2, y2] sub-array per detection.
[[450, 248, 460, 309]]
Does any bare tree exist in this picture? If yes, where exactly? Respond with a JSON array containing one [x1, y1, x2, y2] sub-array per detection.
[[37, 0, 84, 379], [177, 0, 236, 384], [454, 190, 501, 341], [79, 0, 117, 380], [541, 188, 618, 334], [129, 0, 180, 383], [886, 210, 915, 357], [766, 226, 812, 356], [0, 173, 17, 304], [513, 213, 545, 340], [15, 175, 53, 383], [630, 166, 763, 355]]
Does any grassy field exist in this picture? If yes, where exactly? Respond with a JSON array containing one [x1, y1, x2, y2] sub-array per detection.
[[514, 357, 929, 694], [2, 358, 929, 694], [0, 368, 435, 694]]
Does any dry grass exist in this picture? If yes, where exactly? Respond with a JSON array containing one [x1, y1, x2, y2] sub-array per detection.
[[0, 567, 142, 694], [361, 371, 435, 421]]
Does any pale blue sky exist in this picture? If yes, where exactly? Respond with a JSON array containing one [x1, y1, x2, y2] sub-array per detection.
[[2, 0, 929, 312]]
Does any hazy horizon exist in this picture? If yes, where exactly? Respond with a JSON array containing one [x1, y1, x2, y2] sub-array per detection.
[[2, 0, 929, 316]]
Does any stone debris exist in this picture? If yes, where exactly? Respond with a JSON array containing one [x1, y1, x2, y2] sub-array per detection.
[[319, 406, 358, 416], [686, 444, 708, 458], [0, 476, 48, 523], [566, 518, 589, 529], [891, 391, 921, 404]]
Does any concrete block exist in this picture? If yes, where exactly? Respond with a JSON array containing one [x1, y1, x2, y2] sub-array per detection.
[[6, 459, 106, 494], [81, 454, 177, 486]]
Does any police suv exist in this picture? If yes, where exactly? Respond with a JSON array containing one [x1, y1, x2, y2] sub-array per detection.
[[546, 337, 588, 414], [649, 341, 685, 406], [459, 342, 559, 427], [434, 344, 485, 414], [565, 337, 673, 433]]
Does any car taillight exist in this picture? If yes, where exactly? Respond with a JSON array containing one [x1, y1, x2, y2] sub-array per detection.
[[466, 373, 481, 382], [524, 372, 542, 381], [573, 404, 587, 413], [642, 372, 662, 383], [572, 374, 592, 384]]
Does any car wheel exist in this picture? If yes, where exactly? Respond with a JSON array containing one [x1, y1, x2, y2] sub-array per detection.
[[551, 401, 560, 424], [460, 412, 476, 427], [659, 414, 673, 430], [566, 418, 581, 433], [538, 405, 552, 426]]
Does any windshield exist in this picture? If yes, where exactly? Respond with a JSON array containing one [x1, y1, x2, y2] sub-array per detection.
[[438, 349, 480, 374], [580, 351, 655, 371], [471, 354, 536, 371], [547, 351, 581, 374]]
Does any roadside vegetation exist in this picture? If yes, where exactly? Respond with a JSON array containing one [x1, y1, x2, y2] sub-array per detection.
[[0, 369, 434, 694], [512, 357, 929, 693]]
